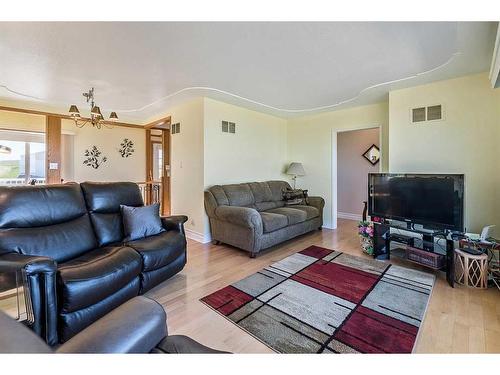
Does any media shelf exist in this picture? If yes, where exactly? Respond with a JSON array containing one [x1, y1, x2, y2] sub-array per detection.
[[372, 222, 455, 287]]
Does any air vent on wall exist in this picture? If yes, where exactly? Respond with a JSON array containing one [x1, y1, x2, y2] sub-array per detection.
[[222, 121, 236, 134], [427, 105, 442, 121], [171, 122, 180, 134], [412, 107, 426, 123], [411, 105, 443, 123]]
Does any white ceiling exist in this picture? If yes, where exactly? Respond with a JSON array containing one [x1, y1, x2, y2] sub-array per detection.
[[0, 22, 497, 123]]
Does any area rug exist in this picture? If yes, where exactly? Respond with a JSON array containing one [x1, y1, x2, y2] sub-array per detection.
[[200, 245, 435, 353]]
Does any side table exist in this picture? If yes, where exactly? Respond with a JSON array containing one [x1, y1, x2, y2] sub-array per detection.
[[454, 248, 488, 289]]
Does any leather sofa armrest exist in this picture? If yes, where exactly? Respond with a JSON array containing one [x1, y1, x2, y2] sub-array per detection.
[[0, 252, 58, 345], [214, 206, 262, 230], [153, 335, 230, 354], [57, 296, 167, 353], [0, 252, 56, 275], [161, 215, 188, 235]]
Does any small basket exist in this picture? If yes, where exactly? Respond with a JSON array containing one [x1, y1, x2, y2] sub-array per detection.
[[405, 246, 445, 270]]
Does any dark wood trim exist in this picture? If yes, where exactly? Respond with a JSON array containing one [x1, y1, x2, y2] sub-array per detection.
[[0, 105, 144, 129], [45, 116, 62, 184], [145, 129, 152, 183], [144, 115, 171, 129]]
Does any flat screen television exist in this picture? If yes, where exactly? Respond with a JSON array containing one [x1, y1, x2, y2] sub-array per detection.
[[368, 173, 464, 231]]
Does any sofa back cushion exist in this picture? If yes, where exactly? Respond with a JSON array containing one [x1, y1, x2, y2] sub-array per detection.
[[0, 183, 97, 262], [206, 181, 291, 212], [81, 182, 144, 247]]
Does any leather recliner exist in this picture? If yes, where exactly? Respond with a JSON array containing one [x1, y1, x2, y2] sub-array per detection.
[[0, 182, 188, 345], [0, 296, 227, 354]]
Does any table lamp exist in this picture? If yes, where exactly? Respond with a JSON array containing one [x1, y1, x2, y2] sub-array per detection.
[[286, 162, 306, 189]]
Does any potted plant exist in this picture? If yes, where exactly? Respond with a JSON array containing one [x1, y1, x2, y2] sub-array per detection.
[[358, 221, 374, 255]]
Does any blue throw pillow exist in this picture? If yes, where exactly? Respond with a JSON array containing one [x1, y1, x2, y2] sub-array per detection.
[[121, 203, 165, 241]]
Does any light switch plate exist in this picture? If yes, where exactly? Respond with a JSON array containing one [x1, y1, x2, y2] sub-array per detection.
[[49, 162, 59, 170]]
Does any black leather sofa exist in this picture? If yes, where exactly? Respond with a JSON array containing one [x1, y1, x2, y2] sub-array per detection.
[[0, 182, 188, 345], [0, 296, 227, 353]]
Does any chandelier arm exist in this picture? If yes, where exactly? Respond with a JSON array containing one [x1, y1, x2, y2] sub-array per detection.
[[75, 118, 89, 128]]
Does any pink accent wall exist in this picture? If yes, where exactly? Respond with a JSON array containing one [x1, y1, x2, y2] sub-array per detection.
[[337, 128, 380, 217]]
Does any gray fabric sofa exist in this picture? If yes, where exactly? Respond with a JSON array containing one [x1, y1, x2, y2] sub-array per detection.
[[204, 181, 325, 257]]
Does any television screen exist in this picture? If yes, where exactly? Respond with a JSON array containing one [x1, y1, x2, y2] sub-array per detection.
[[368, 173, 464, 231]]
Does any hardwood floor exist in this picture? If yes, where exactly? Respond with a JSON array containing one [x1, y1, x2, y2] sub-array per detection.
[[146, 219, 500, 353]]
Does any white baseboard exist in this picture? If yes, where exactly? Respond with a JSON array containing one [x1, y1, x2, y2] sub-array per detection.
[[337, 212, 362, 221], [185, 228, 212, 244]]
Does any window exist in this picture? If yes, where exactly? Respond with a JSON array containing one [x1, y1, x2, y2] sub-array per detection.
[[0, 130, 46, 185]]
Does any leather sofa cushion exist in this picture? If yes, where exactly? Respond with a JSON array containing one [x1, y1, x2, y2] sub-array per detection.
[[0, 214, 97, 263], [81, 182, 144, 213], [259, 212, 288, 233], [88, 213, 124, 247], [126, 231, 186, 272], [57, 246, 142, 313], [81, 182, 144, 247], [121, 204, 165, 241], [265, 207, 307, 225], [289, 205, 319, 220], [0, 183, 87, 228]]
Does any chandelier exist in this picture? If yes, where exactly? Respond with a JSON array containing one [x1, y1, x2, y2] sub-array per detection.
[[68, 87, 118, 129]]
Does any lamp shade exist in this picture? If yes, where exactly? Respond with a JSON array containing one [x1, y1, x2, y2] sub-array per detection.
[[68, 105, 80, 117], [286, 162, 306, 176], [91, 106, 102, 117], [109, 111, 119, 121]]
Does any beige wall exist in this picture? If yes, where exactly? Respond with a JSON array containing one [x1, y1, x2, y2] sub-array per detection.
[[203, 98, 287, 185], [0, 110, 45, 132], [167, 98, 206, 239], [61, 119, 146, 183], [287, 102, 389, 228], [389, 72, 500, 232], [337, 128, 380, 218]]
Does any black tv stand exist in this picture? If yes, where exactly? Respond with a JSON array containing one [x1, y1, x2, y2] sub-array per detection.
[[372, 221, 456, 287]]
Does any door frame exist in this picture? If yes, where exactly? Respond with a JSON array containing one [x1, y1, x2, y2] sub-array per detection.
[[145, 127, 171, 216], [331, 124, 382, 229]]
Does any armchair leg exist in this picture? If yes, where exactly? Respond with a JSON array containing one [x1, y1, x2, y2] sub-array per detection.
[[250, 252, 257, 258], [212, 240, 221, 245], [318, 226, 323, 230]]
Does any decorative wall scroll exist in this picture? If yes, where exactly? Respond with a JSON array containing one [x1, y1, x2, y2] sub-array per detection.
[[119, 138, 135, 158], [83, 146, 107, 169]]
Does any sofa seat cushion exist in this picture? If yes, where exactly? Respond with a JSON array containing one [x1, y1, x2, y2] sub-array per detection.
[[288, 205, 319, 220], [125, 231, 186, 272], [264, 207, 308, 225], [259, 212, 288, 233], [57, 246, 142, 313]]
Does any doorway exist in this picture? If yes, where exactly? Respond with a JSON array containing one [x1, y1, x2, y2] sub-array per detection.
[[332, 126, 381, 229], [146, 127, 171, 216]]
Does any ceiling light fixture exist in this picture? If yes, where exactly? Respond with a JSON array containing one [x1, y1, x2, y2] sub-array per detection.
[[68, 87, 118, 129]]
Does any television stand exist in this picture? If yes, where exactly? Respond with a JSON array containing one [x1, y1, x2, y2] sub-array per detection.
[[372, 222, 456, 287]]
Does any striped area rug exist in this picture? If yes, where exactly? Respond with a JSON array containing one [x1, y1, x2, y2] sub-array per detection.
[[200, 245, 435, 353]]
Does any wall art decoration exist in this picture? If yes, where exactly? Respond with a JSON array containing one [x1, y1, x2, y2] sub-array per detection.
[[83, 145, 107, 169], [118, 138, 135, 158]]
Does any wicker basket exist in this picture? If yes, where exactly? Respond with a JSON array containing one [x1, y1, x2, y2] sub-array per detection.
[[405, 246, 445, 270]]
